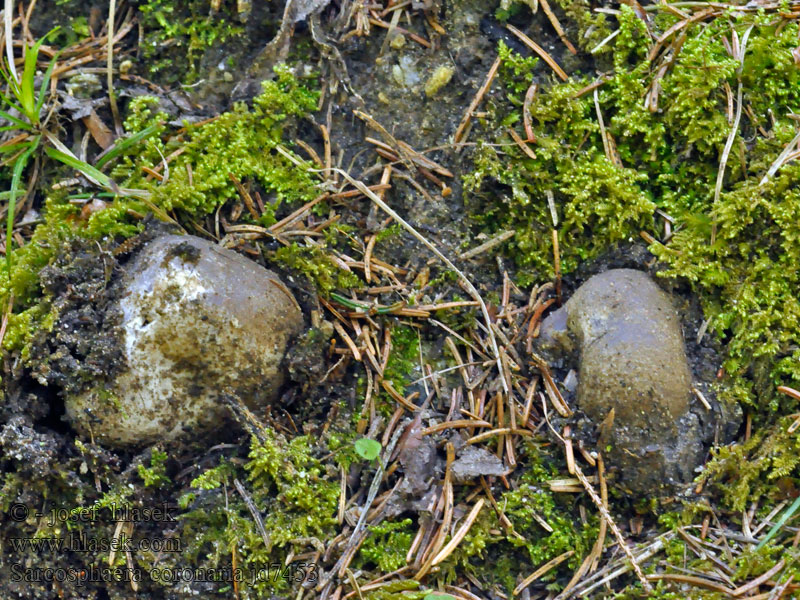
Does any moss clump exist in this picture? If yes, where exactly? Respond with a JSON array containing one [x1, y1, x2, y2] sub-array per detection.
[[180, 432, 339, 596], [1, 66, 317, 355], [137, 448, 171, 488], [357, 519, 415, 572], [466, 5, 800, 416], [275, 243, 362, 295], [138, 0, 245, 83], [115, 66, 318, 221], [382, 325, 420, 395], [696, 417, 800, 511]]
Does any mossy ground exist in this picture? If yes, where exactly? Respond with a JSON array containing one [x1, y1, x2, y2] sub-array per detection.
[[3, 0, 800, 598]]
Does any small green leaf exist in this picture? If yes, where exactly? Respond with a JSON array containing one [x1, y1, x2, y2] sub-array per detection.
[[424, 594, 456, 600], [354, 438, 381, 461], [756, 494, 800, 550]]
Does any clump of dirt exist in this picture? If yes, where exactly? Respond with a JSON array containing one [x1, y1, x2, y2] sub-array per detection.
[[29, 238, 124, 397]]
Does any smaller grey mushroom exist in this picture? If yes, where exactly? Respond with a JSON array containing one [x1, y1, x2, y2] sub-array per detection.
[[538, 269, 714, 492]]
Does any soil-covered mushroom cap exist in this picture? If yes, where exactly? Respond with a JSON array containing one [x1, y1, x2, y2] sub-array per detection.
[[64, 234, 303, 448], [539, 269, 704, 492]]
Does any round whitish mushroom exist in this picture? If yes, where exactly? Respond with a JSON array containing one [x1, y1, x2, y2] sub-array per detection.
[[65, 234, 303, 448]]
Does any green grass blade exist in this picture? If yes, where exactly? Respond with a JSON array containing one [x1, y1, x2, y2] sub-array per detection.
[[0, 64, 21, 97], [19, 27, 60, 123], [94, 123, 162, 169], [5, 138, 38, 278], [0, 108, 32, 130], [19, 50, 38, 119], [35, 53, 60, 114], [0, 75, 25, 114], [0, 143, 33, 155], [756, 495, 800, 550], [45, 146, 113, 188]]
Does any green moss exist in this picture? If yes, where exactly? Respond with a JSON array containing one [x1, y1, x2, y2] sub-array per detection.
[[437, 443, 596, 593], [275, 243, 361, 294], [357, 518, 415, 572], [698, 418, 800, 511], [138, 0, 245, 83], [180, 431, 339, 595], [137, 448, 171, 488], [552, 0, 613, 55], [115, 66, 319, 221], [382, 325, 420, 395]]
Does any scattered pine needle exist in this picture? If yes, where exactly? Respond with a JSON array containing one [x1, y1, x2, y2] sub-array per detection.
[[506, 24, 568, 81]]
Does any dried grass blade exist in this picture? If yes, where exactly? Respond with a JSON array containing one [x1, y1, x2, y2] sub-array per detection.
[[506, 24, 568, 81], [454, 55, 502, 145], [431, 499, 485, 566], [513, 550, 574, 596]]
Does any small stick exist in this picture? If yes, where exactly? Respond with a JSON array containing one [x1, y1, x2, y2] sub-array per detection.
[[228, 174, 260, 220], [466, 428, 533, 445], [591, 454, 608, 572], [480, 477, 513, 531], [646, 573, 733, 595], [761, 130, 800, 185], [363, 235, 377, 283], [558, 553, 594, 599], [732, 559, 786, 596], [422, 420, 493, 435], [334, 321, 362, 361], [338, 465, 347, 525], [692, 387, 712, 411], [295, 139, 324, 168], [563, 426, 575, 475], [107, 0, 122, 135], [506, 24, 568, 81], [460, 230, 516, 260], [430, 499, 485, 566], [552, 229, 562, 304], [513, 550, 574, 596], [507, 127, 537, 159], [523, 83, 538, 141], [574, 464, 653, 594], [779, 386, 800, 401], [234, 479, 271, 552], [538, 0, 577, 54], [590, 29, 620, 54], [647, 7, 715, 62], [712, 25, 753, 245], [454, 55, 502, 145], [367, 17, 431, 47], [269, 194, 328, 233], [416, 444, 456, 578]]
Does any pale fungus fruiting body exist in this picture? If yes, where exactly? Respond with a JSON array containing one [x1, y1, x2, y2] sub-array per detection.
[[65, 235, 303, 448], [538, 269, 708, 492]]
